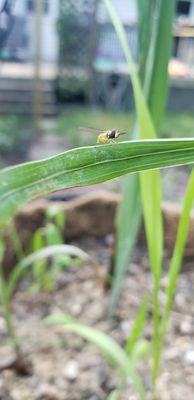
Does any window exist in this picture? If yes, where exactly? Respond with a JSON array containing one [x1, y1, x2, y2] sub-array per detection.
[[176, 1, 191, 16], [26, 0, 49, 14], [26, 0, 34, 12], [44, 0, 49, 14]]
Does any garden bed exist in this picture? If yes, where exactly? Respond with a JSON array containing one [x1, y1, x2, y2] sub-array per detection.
[[1, 181, 194, 399], [0, 236, 194, 399], [4, 183, 194, 275]]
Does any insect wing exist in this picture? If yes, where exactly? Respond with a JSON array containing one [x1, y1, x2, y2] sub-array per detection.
[[78, 126, 103, 135], [118, 131, 127, 136]]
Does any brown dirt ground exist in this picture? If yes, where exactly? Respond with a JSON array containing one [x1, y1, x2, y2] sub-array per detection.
[[0, 237, 194, 400]]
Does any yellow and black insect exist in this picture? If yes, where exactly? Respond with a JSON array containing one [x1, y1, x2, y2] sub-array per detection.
[[79, 127, 126, 144], [97, 129, 126, 144]]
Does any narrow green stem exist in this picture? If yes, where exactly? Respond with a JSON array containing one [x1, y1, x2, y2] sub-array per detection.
[[152, 274, 161, 387], [3, 297, 22, 362], [8, 221, 25, 262], [0, 264, 22, 363]]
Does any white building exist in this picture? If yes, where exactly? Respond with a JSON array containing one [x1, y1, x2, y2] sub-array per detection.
[[0, 0, 59, 63]]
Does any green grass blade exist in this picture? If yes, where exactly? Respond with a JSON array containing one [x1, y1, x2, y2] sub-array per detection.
[[1, 139, 194, 228], [106, 390, 120, 400], [137, 0, 156, 83], [140, 170, 162, 387], [144, 0, 175, 128], [140, 171, 163, 276], [139, 0, 175, 385], [104, 2, 162, 348], [160, 169, 194, 346], [103, 1, 159, 309], [6, 244, 90, 298], [103, 1, 174, 384], [7, 221, 25, 261], [111, 175, 141, 309], [103, 0, 155, 139], [46, 205, 66, 232], [46, 314, 131, 376], [30, 228, 47, 289], [46, 314, 146, 399], [45, 223, 63, 245], [125, 297, 148, 355], [0, 241, 5, 304]]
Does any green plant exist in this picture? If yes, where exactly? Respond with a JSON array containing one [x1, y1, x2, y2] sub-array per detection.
[[7, 220, 25, 262], [102, 0, 175, 388], [103, 0, 194, 391], [104, 0, 175, 343], [159, 170, 194, 367], [108, 0, 175, 309], [6, 206, 76, 292], [30, 205, 72, 291], [0, 1, 192, 394], [0, 243, 92, 374], [46, 298, 149, 400], [1, 138, 194, 383]]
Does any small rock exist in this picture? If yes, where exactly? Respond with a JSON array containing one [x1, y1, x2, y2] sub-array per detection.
[[104, 234, 114, 246], [174, 293, 187, 309], [120, 320, 131, 337], [164, 347, 180, 361], [129, 263, 140, 275], [36, 384, 60, 400], [184, 350, 194, 365], [160, 276, 168, 289], [63, 360, 79, 381], [0, 316, 7, 335], [144, 326, 152, 341], [71, 303, 82, 316], [179, 320, 193, 336]]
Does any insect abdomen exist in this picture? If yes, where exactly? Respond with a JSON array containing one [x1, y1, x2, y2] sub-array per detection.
[[97, 133, 108, 144]]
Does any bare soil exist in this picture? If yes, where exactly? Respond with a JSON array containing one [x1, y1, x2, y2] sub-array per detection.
[[0, 237, 194, 400]]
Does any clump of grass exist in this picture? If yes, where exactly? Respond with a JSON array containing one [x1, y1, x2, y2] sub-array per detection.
[[0, 221, 93, 374], [46, 297, 149, 400], [30, 205, 70, 292]]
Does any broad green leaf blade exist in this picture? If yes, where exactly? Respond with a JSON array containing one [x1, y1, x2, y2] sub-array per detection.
[[46, 314, 146, 399], [6, 244, 90, 298], [1, 139, 194, 228]]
